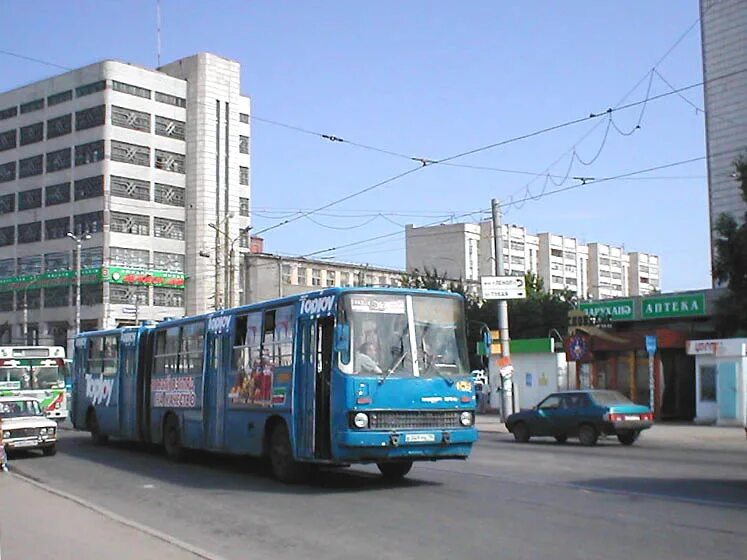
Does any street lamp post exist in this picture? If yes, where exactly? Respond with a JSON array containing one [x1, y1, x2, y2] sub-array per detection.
[[67, 232, 91, 342], [208, 223, 252, 309], [21, 277, 41, 345]]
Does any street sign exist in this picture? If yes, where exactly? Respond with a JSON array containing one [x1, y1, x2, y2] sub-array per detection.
[[645, 335, 658, 355], [480, 276, 526, 300], [121, 305, 137, 315]]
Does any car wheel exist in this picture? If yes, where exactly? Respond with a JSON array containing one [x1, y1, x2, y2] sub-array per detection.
[[163, 415, 185, 461], [578, 424, 598, 446], [269, 423, 308, 483], [87, 410, 108, 445], [42, 444, 57, 457], [512, 422, 531, 443], [377, 460, 414, 480], [554, 434, 568, 443], [617, 430, 640, 446]]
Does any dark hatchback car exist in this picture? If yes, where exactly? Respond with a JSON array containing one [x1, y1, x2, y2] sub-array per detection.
[[506, 390, 654, 446]]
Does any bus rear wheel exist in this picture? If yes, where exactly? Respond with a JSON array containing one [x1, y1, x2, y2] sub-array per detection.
[[269, 423, 307, 484], [377, 460, 413, 480], [163, 415, 185, 461], [87, 410, 108, 445]]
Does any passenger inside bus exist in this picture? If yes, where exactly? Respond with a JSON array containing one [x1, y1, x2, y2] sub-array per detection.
[[356, 342, 382, 374]]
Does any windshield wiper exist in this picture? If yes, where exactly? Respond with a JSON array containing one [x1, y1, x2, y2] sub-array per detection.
[[379, 351, 408, 385], [424, 356, 455, 385]]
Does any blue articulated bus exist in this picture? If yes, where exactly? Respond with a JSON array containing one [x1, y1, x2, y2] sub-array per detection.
[[71, 287, 479, 482]]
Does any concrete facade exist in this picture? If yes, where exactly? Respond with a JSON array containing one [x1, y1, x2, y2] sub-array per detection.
[[700, 0, 747, 266], [0, 53, 251, 349]]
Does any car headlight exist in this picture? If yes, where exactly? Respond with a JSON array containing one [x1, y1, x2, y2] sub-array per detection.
[[48, 427, 56, 435], [2, 431, 9, 438], [460, 411, 474, 426], [352, 412, 369, 429], [40, 428, 48, 435]]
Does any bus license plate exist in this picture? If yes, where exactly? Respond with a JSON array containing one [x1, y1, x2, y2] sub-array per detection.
[[405, 433, 436, 443]]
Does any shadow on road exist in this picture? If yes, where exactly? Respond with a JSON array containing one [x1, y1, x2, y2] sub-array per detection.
[[14, 432, 441, 495]]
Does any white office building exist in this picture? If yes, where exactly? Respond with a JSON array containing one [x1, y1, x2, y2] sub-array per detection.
[[405, 222, 660, 299], [0, 53, 251, 349]]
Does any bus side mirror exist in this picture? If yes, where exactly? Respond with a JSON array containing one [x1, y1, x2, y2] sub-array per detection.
[[334, 324, 351, 364]]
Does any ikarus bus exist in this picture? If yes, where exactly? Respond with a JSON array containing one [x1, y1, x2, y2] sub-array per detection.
[[0, 346, 69, 420], [72, 288, 479, 482]]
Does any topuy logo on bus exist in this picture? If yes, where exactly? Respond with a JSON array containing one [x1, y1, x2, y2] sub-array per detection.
[[85, 374, 114, 406], [300, 295, 336, 316], [208, 316, 231, 333]]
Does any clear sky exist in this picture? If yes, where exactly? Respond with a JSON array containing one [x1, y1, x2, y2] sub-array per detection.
[[1, 1, 709, 292]]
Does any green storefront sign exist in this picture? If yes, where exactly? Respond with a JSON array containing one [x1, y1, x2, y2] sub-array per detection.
[[641, 293, 706, 319], [0, 267, 186, 292], [579, 299, 635, 321], [106, 267, 186, 289]]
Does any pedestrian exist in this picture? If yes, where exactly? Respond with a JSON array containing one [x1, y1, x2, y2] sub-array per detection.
[[0, 417, 8, 473]]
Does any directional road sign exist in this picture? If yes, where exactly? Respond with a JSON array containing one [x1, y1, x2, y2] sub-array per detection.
[[480, 276, 526, 300]]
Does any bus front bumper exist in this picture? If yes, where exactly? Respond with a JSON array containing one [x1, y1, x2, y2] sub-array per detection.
[[336, 428, 478, 462]]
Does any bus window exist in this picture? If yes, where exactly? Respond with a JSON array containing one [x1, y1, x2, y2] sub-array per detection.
[[229, 312, 263, 406], [274, 306, 295, 367]]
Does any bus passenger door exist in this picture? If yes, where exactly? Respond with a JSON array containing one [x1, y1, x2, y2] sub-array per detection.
[[119, 342, 138, 439], [315, 317, 334, 459], [204, 332, 227, 450], [296, 318, 316, 460]]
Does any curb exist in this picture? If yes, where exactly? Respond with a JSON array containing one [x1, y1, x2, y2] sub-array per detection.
[[8, 469, 226, 560]]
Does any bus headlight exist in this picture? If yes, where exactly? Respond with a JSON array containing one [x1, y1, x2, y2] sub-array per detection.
[[352, 412, 369, 429], [460, 411, 474, 426]]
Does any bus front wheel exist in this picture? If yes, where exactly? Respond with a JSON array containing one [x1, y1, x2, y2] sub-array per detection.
[[377, 460, 413, 480], [269, 423, 307, 484]]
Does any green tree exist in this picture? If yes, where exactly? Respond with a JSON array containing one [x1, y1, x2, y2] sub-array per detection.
[[712, 155, 747, 335]]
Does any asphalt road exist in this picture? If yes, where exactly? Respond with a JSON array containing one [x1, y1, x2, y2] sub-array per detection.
[[6, 425, 747, 560]]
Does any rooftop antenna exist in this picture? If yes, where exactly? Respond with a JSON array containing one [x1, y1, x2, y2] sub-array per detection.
[[156, 0, 162, 67]]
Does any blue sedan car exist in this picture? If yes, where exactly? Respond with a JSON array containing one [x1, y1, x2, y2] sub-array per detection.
[[505, 390, 654, 446]]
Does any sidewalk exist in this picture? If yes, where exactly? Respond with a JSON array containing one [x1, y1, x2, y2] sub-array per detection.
[[0, 474, 212, 560]]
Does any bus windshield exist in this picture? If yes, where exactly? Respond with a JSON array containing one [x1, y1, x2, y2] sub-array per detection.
[[343, 293, 469, 378], [0, 364, 65, 390]]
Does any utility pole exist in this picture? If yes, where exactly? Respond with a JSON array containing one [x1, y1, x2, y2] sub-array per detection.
[[491, 198, 513, 420], [67, 232, 91, 345]]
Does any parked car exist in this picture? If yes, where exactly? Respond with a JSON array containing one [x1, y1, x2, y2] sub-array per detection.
[[505, 390, 653, 446], [0, 396, 58, 456]]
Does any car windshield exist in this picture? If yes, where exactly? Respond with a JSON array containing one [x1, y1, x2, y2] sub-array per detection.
[[0, 399, 43, 418], [590, 390, 634, 405], [343, 292, 469, 378]]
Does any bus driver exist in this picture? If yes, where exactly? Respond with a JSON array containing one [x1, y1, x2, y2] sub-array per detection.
[[356, 342, 382, 374]]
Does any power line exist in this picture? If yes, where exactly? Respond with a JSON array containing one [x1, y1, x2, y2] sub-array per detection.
[[0, 49, 72, 71]]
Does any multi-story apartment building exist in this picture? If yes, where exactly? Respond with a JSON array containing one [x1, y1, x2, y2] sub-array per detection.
[[244, 252, 404, 304], [0, 53, 251, 349], [405, 222, 660, 299], [701, 0, 747, 267]]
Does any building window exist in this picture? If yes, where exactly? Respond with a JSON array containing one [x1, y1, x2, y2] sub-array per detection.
[[111, 105, 151, 132], [311, 269, 321, 286], [0, 193, 14, 214], [700, 365, 717, 402], [0, 129, 16, 151], [154, 183, 184, 206], [20, 98, 44, 114], [45, 182, 71, 206], [239, 113, 249, 124], [154, 251, 184, 272], [19, 154, 43, 178], [239, 230, 250, 248], [340, 271, 351, 286], [0, 226, 14, 247], [155, 116, 185, 140], [297, 267, 307, 285], [282, 264, 292, 284], [44, 286, 70, 308], [239, 135, 249, 154], [45, 251, 71, 272], [75, 140, 105, 166], [74, 211, 104, 235], [0, 258, 14, 278], [17, 255, 42, 275], [154, 149, 185, 173], [0, 106, 17, 120], [80, 246, 103, 268], [239, 166, 249, 185], [47, 90, 72, 106], [110, 246, 149, 267], [22, 289, 41, 310], [111, 211, 150, 235], [111, 140, 150, 167], [0, 295, 12, 312], [18, 221, 42, 244], [110, 285, 149, 305], [76, 105, 106, 131], [46, 147, 72, 173], [154, 217, 185, 240], [550, 248, 563, 258], [239, 197, 249, 217], [47, 114, 72, 139], [76, 80, 106, 97], [20, 122, 44, 145], [153, 287, 184, 307], [74, 176, 104, 200], [81, 284, 103, 306], [111, 175, 150, 201], [155, 91, 186, 108], [326, 270, 336, 287], [18, 188, 42, 210], [112, 80, 151, 99], [0, 161, 15, 183]]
